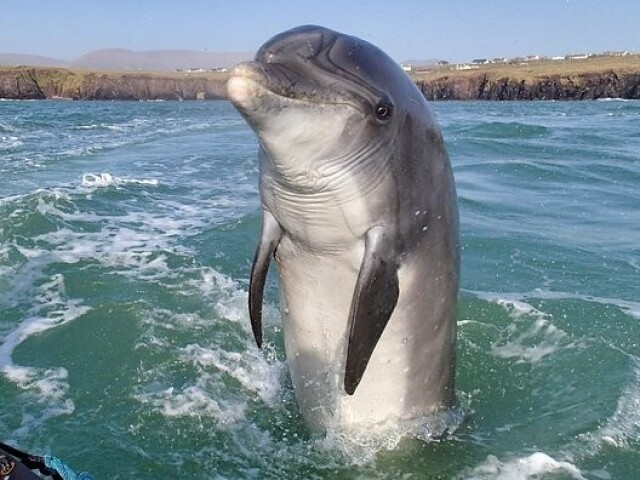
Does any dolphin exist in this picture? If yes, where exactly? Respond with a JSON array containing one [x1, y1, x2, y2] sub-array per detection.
[[226, 25, 459, 432]]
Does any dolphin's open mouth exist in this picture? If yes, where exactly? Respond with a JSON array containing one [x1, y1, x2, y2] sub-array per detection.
[[227, 61, 364, 113]]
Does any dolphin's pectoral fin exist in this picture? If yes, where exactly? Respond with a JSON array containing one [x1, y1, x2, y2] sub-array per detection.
[[344, 226, 399, 395], [249, 209, 283, 348]]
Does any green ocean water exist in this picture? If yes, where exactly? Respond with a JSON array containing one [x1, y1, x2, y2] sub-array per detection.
[[0, 99, 638, 479]]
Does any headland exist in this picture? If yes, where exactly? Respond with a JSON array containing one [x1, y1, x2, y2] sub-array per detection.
[[413, 54, 640, 100], [0, 67, 227, 101], [1, 54, 639, 101]]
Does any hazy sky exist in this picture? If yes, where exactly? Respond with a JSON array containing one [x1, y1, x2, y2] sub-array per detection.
[[1, 0, 639, 62]]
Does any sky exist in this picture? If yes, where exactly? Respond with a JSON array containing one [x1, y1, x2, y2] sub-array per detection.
[[1, 0, 639, 63]]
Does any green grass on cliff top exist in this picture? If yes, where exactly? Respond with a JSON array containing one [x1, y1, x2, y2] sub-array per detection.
[[0, 65, 229, 80], [411, 54, 640, 82]]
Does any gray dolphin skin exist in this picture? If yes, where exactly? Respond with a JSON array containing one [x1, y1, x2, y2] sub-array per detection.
[[226, 25, 459, 432]]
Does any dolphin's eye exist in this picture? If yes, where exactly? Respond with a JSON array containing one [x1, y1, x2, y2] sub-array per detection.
[[375, 103, 393, 123]]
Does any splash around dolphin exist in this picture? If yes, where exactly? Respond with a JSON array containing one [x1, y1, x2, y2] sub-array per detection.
[[226, 25, 459, 433]]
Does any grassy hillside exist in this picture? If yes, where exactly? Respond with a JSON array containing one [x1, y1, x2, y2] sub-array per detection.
[[411, 55, 640, 100], [0, 66, 228, 100], [411, 55, 640, 83]]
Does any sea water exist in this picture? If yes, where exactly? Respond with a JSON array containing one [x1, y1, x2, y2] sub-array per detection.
[[0, 99, 638, 478]]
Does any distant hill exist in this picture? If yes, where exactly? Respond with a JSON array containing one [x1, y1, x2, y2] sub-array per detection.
[[0, 53, 68, 68], [0, 49, 254, 72], [71, 49, 253, 72]]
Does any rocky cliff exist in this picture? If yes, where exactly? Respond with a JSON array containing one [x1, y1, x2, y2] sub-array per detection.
[[2, 66, 640, 101], [0, 67, 227, 100], [417, 71, 640, 101]]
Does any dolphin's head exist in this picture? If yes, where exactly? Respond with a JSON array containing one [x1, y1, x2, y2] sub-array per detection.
[[227, 25, 428, 178]]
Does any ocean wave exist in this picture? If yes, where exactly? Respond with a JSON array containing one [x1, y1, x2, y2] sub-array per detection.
[[128, 262, 467, 469], [135, 384, 248, 425], [463, 121, 552, 140], [70, 117, 216, 137], [463, 288, 640, 474], [597, 97, 639, 102], [480, 289, 640, 321], [1, 99, 637, 477], [81, 172, 159, 189], [0, 271, 89, 438], [464, 452, 587, 480], [574, 353, 640, 457], [131, 267, 286, 430], [0, 135, 23, 150], [180, 343, 284, 407], [103, 118, 151, 131], [0, 273, 91, 379], [0, 182, 251, 300], [471, 292, 577, 363]]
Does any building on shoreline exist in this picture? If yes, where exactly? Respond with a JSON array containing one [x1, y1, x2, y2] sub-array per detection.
[[177, 67, 229, 74]]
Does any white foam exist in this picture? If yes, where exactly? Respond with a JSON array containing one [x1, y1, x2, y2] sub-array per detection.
[[133, 267, 286, 429], [597, 97, 637, 102], [320, 406, 469, 465], [137, 385, 246, 425], [474, 293, 573, 363], [466, 452, 587, 480], [523, 289, 640, 321], [13, 190, 199, 282], [0, 135, 23, 149], [133, 337, 283, 427], [81, 172, 158, 189], [0, 273, 90, 401], [4, 365, 71, 400], [0, 273, 87, 439], [0, 192, 29, 207], [0, 122, 19, 132], [13, 226, 175, 282], [475, 289, 640, 321], [8, 397, 75, 441], [9, 187, 235, 289], [81, 172, 115, 187], [575, 354, 640, 455], [181, 343, 284, 406], [103, 118, 150, 131], [185, 268, 280, 329]]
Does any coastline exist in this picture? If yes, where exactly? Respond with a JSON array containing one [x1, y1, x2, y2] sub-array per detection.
[[1, 54, 640, 101], [413, 54, 640, 101], [0, 67, 227, 101]]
